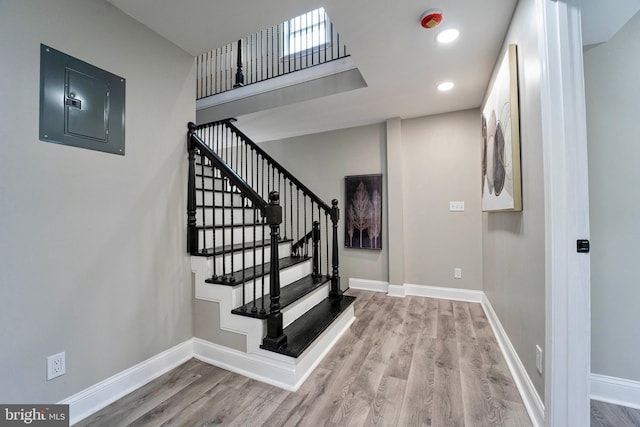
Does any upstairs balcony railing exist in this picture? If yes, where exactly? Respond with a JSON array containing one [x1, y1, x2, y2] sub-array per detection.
[[196, 7, 349, 100]]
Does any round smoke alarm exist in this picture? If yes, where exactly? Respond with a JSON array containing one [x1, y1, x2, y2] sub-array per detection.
[[420, 9, 443, 29]]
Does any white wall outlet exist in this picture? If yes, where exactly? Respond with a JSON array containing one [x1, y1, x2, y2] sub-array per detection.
[[449, 201, 465, 211], [47, 352, 66, 380], [454, 268, 462, 279], [536, 345, 543, 374]]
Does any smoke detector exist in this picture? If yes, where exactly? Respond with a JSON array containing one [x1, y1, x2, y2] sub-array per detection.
[[420, 9, 443, 29]]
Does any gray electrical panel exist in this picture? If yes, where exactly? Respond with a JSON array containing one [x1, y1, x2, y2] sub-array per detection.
[[39, 44, 125, 155]]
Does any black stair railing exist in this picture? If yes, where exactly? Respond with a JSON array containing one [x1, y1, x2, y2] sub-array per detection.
[[187, 122, 286, 345], [194, 119, 342, 299], [196, 7, 349, 99]]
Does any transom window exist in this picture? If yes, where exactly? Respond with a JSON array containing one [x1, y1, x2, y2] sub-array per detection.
[[284, 7, 329, 56]]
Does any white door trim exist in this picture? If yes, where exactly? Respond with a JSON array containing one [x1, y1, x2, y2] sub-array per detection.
[[537, 0, 591, 425]]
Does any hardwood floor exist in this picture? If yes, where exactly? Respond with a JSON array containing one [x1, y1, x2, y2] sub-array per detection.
[[591, 400, 640, 427], [77, 290, 532, 426]]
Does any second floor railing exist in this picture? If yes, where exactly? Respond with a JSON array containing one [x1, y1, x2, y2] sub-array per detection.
[[196, 7, 349, 99]]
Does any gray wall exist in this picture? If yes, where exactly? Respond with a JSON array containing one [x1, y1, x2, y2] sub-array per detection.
[[259, 124, 388, 287], [0, 0, 195, 403], [584, 11, 640, 382], [401, 110, 483, 290], [193, 300, 246, 352], [481, 0, 546, 399], [258, 110, 484, 290]]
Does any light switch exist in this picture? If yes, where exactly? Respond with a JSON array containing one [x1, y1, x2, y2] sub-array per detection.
[[449, 201, 465, 211]]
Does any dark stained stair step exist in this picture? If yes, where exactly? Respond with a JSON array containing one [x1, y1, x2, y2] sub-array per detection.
[[231, 274, 331, 319], [260, 295, 356, 358], [205, 255, 309, 286]]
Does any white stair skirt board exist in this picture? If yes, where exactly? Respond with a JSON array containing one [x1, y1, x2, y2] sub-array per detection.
[[348, 278, 389, 293], [481, 294, 544, 427], [591, 374, 640, 410], [193, 303, 355, 391], [60, 340, 193, 426]]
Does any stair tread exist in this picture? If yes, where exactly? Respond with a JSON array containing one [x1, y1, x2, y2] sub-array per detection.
[[192, 238, 293, 257], [231, 274, 331, 318], [261, 295, 356, 358], [205, 255, 309, 286]]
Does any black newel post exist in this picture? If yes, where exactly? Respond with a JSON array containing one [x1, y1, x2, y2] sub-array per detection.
[[234, 39, 245, 88], [187, 122, 199, 254], [312, 220, 320, 277], [330, 199, 342, 298], [262, 191, 287, 351]]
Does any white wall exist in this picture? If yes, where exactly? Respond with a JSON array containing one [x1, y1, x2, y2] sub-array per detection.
[[259, 124, 388, 286], [0, 0, 195, 403], [481, 0, 546, 399], [401, 110, 483, 290], [584, 10, 640, 382]]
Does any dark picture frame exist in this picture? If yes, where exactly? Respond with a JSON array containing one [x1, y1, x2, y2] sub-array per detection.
[[344, 174, 382, 250]]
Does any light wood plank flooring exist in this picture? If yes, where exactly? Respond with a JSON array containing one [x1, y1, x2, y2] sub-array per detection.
[[78, 289, 532, 426], [591, 400, 640, 427]]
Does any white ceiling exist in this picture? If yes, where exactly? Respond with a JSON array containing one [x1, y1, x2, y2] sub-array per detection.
[[109, 0, 518, 141], [581, 0, 640, 46], [107, 0, 640, 142]]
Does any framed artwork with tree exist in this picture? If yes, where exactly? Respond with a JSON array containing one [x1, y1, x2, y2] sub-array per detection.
[[344, 174, 382, 250]]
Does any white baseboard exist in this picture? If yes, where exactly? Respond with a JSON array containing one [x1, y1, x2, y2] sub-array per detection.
[[481, 295, 544, 426], [60, 302, 355, 425], [591, 374, 640, 410], [389, 283, 484, 302], [61, 340, 193, 425], [348, 278, 389, 293]]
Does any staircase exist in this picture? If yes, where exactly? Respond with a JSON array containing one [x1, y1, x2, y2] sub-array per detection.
[[187, 120, 355, 390]]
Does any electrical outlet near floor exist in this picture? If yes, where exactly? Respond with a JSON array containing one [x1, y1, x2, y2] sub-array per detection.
[[536, 345, 543, 374], [47, 352, 66, 380], [454, 268, 462, 279]]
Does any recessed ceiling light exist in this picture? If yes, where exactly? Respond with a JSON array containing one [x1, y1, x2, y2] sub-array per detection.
[[436, 28, 460, 44], [437, 81, 455, 92]]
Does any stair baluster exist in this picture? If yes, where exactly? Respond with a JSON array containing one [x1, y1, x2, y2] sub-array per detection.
[[252, 209, 257, 313], [312, 221, 320, 277], [199, 154, 207, 253]]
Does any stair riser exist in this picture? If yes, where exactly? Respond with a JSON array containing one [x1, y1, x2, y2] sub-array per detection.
[[195, 178, 228, 192], [196, 191, 244, 206], [197, 225, 267, 251], [231, 260, 312, 306], [282, 283, 330, 328], [207, 242, 292, 275], [194, 165, 216, 178], [196, 208, 261, 225]]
